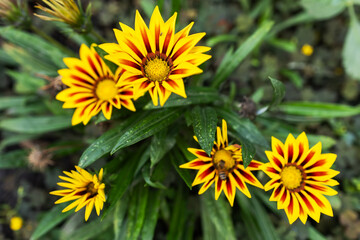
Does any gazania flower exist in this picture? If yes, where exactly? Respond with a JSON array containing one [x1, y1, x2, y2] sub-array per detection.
[[56, 44, 136, 125], [260, 132, 339, 224], [50, 166, 106, 221], [180, 119, 263, 206], [35, 0, 80, 24], [100, 6, 211, 106]]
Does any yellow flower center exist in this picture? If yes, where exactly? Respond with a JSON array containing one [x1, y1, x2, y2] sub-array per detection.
[[95, 79, 118, 100], [213, 149, 235, 170], [280, 165, 303, 190], [144, 58, 170, 82]]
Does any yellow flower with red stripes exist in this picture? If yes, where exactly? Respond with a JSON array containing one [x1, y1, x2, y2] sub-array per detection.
[[100, 6, 211, 106], [261, 133, 339, 224], [180, 120, 263, 206], [56, 44, 135, 125], [50, 166, 105, 221]]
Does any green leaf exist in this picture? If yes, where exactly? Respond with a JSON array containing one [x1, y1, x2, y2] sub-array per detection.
[[167, 187, 189, 240], [343, 14, 360, 80], [276, 102, 360, 118], [111, 108, 181, 154], [267, 38, 297, 53], [236, 193, 279, 240], [104, 149, 145, 218], [142, 163, 167, 189], [230, 132, 256, 168], [212, 21, 274, 88], [281, 69, 304, 88], [300, 0, 346, 20], [0, 150, 27, 168], [206, 34, 238, 47], [0, 96, 32, 110], [140, 189, 162, 240], [216, 108, 268, 148], [0, 116, 71, 134], [31, 204, 72, 240], [170, 148, 193, 189], [191, 106, 217, 155], [200, 192, 236, 240], [126, 185, 149, 240], [79, 112, 145, 168], [62, 213, 113, 240], [113, 196, 129, 240], [268, 77, 285, 109], [6, 71, 46, 93], [144, 87, 219, 109], [150, 128, 177, 168], [0, 26, 68, 70]]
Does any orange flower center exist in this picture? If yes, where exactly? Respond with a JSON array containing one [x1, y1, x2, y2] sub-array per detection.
[[144, 57, 170, 82], [280, 165, 303, 190], [95, 79, 117, 100], [213, 149, 235, 177]]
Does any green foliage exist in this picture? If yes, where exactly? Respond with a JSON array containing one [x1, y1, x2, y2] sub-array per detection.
[[1, 1, 356, 239], [268, 77, 285, 109], [300, 0, 346, 20], [0, 150, 28, 168], [191, 106, 217, 155], [343, 12, 360, 80], [31, 204, 73, 240], [144, 87, 219, 109], [277, 102, 360, 118], [212, 21, 274, 88], [0, 116, 71, 134]]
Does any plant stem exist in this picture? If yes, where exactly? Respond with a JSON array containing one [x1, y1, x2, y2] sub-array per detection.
[[91, 29, 106, 43]]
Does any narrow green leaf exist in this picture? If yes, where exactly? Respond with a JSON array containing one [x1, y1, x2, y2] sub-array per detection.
[[104, 149, 145, 218], [0, 116, 71, 134], [167, 187, 189, 240], [0, 96, 31, 110], [113, 195, 129, 240], [142, 163, 167, 189], [281, 69, 304, 88], [216, 108, 268, 148], [343, 14, 360, 80], [212, 21, 274, 88], [300, 0, 346, 20], [277, 102, 360, 118], [236, 193, 279, 240], [0, 150, 27, 168], [144, 87, 219, 109], [63, 213, 113, 240], [6, 71, 46, 93], [200, 192, 236, 240], [30, 204, 72, 240], [79, 112, 146, 168], [206, 34, 238, 47], [230, 132, 256, 168], [126, 185, 149, 240], [308, 226, 327, 240], [268, 77, 285, 109], [0, 26, 68, 69], [267, 38, 296, 53], [191, 106, 217, 155], [150, 128, 177, 168], [170, 148, 193, 189], [111, 108, 181, 154], [140, 189, 162, 240]]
